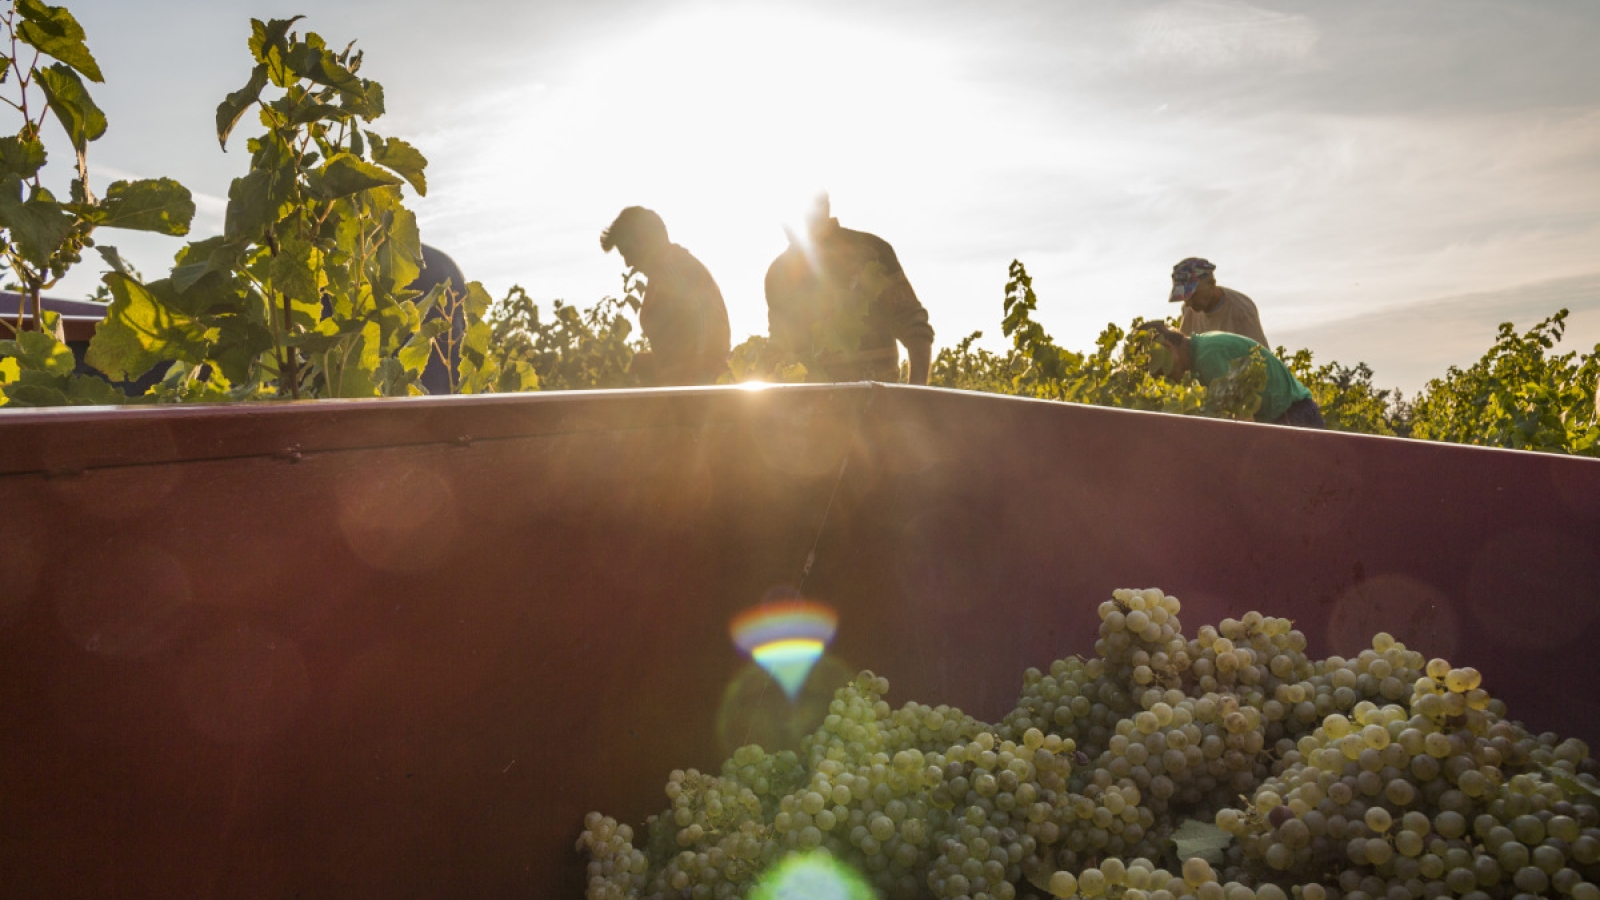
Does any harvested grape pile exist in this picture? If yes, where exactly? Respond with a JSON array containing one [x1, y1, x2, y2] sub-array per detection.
[[577, 589, 1600, 900]]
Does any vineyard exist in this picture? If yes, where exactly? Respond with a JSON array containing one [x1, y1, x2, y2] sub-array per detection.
[[0, 5, 1595, 457]]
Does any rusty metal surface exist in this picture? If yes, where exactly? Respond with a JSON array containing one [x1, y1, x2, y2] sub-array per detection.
[[2, 385, 1598, 898]]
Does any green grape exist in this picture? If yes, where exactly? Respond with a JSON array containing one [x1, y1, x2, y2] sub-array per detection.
[[1365, 807, 1393, 833], [1361, 724, 1391, 750]]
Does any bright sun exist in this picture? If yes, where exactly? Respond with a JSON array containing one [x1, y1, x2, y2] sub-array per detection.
[[553, 5, 966, 317]]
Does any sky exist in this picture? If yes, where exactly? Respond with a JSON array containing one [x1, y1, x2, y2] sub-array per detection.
[[32, 0, 1600, 396]]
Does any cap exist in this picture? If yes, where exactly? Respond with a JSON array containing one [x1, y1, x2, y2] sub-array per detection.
[[1168, 257, 1216, 303]]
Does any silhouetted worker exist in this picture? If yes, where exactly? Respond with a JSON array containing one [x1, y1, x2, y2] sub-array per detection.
[[1169, 257, 1269, 348], [765, 193, 934, 385], [1138, 321, 1325, 428], [600, 207, 731, 386]]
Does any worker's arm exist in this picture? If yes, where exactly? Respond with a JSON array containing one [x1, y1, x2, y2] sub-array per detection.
[[905, 338, 932, 386], [877, 273, 934, 385]]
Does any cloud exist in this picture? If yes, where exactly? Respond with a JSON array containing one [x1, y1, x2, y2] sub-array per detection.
[[1275, 271, 1600, 396], [1129, 1, 1319, 72]]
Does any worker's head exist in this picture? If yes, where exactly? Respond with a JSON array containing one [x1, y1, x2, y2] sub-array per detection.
[[1169, 257, 1222, 311], [600, 207, 670, 271], [780, 190, 835, 247], [1136, 320, 1191, 380], [803, 192, 831, 234]]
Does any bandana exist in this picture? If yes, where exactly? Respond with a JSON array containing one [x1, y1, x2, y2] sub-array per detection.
[[1169, 257, 1216, 303]]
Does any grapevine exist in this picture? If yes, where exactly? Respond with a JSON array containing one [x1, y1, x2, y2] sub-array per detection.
[[577, 588, 1600, 900]]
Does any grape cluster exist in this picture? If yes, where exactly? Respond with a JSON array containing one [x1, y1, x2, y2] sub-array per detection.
[[577, 589, 1600, 900]]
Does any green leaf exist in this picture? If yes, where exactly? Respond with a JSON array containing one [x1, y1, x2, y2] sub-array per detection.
[[1543, 765, 1600, 801], [248, 17, 302, 65], [269, 234, 324, 305], [284, 44, 364, 99], [85, 274, 211, 381], [412, 280, 446, 318], [16, 0, 102, 82], [0, 174, 76, 267], [2, 380, 70, 406], [1171, 818, 1232, 865], [96, 244, 136, 277], [313, 153, 402, 198], [327, 325, 379, 398], [373, 199, 422, 294], [287, 101, 351, 127], [223, 168, 293, 242], [345, 81, 384, 120], [373, 357, 417, 396], [37, 63, 106, 152], [96, 178, 195, 236], [0, 135, 47, 179], [398, 317, 449, 373], [63, 372, 123, 405], [14, 328, 77, 374], [169, 236, 239, 294], [208, 314, 275, 386], [216, 63, 269, 150], [371, 135, 427, 197]]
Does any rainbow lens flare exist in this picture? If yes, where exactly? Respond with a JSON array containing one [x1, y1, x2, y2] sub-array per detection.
[[750, 852, 874, 900], [729, 599, 838, 700]]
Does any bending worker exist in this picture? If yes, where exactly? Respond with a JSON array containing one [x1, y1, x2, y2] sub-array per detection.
[[765, 193, 934, 385], [1169, 257, 1269, 348], [601, 207, 731, 386], [1138, 321, 1325, 429]]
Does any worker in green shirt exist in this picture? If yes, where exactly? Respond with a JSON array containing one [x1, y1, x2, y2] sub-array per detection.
[[1138, 322, 1326, 428]]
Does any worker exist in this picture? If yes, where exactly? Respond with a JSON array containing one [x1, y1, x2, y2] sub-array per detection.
[[600, 207, 731, 386], [764, 193, 934, 385], [1138, 321, 1325, 428], [1169, 257, 1269, 348]]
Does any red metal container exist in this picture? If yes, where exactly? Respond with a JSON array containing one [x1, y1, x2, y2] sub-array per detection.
[[2, 385, 1597, 898]]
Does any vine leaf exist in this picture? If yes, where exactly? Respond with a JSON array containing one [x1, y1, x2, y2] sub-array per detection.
[[371, 135, 427, 197], [96, 245, 137, 277], [223, 168, 293, 242], [86, 274, 212, 382], [95, 178, 196, 236], [0, 135, 47, 180], [313, 153, 401, 198], [15, 0, 102, 82], [0, 174, 75, 267], [1171, 819, 1232, 865], [216, 63, 269, 150], [36, 63, 106, 153], [248, 16, 302, 65], [269, 234, 323, 305], [285, 43, 363, 98], [398, 317, 450, 373], [2, 329, 75, 375], [1543, 764, 1600, 801]]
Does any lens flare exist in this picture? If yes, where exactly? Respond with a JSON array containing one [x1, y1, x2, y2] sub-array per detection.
[[730, 599, 838, 700], [750, 852, 874, 900]]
